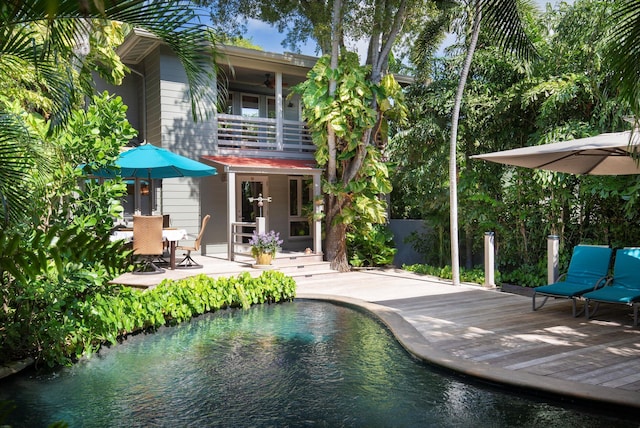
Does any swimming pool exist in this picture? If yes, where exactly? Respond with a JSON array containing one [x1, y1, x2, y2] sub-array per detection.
[[0, 301, 635, 427]]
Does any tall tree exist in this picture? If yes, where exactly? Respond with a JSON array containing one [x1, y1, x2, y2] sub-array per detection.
[[419, 0, 535, 284], [200, 0, 430, 270]]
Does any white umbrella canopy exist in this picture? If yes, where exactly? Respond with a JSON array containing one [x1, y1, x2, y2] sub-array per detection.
[[471, 131, 640, 175]]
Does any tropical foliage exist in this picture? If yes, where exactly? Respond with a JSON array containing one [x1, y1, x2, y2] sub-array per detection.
[[2, 271, 296, 368], [390, 0, 640, 285], [1, 93, 136, 366], [293, 53, 406, 270], [347, 224, 397, 268], [0, 0, 221, 367]]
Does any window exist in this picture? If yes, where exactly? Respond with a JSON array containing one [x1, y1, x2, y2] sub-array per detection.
[[288, 177, 312, 238], [267, 97, 276, 118], [241, 95, 259, 117]]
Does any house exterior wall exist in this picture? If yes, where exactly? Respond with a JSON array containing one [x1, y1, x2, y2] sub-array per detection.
[[202, 173, 228, 255], [106, 35, 323, 256], [155, 48, 217, 242], [144, 49, 161, 146]]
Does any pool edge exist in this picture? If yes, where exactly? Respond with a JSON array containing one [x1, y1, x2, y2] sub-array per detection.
[[296, 293, 640, 412]]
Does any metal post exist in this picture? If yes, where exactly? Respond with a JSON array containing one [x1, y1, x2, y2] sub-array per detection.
[[484, 231, 495, 288], [547, 235, 559, 284]]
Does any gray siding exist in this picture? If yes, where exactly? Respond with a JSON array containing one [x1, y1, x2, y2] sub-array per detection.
[[201, 173, 227, 255], [156, 50, 218, 246], [145, 50, 161, 146], [92, 72, 141, 133]]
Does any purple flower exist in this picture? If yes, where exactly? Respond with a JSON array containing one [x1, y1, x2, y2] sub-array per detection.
[[250, 230, 283, 257]]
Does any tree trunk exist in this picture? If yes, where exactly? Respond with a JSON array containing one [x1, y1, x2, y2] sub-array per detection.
[[325, 221, 349, 272], [322, 0, 348, 271], [325, 193, 349, 271], [449, 1, 481, 286]]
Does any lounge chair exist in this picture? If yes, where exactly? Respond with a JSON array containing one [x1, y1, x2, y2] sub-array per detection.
[[176, 214, 211, 268], [132, 215, 165, 274], [584, 247, 640, 326], [532, 244, 611, 316]]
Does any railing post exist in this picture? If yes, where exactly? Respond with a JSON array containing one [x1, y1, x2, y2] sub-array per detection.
[[484, 231, 495, 288], [547, 235, 559, 284], [256, 217, 266, 235]]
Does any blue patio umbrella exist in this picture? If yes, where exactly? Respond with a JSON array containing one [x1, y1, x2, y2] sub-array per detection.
[[89, 144, 217, 214], [96, 144, 217, 179]]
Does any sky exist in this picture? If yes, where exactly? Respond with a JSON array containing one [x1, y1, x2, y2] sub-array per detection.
[[243, 0, 572, 57]]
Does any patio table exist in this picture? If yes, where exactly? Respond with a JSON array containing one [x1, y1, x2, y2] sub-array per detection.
[[110, 228, 188, 270]]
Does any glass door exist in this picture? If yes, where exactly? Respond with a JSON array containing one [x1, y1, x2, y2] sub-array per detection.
[[236, 176, 268, 241]]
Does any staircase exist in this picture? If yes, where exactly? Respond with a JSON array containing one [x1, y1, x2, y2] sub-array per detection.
[[270, 252, 337, 279]]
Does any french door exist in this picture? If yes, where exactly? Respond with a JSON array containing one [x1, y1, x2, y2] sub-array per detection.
[[236, 176, 269, 241]]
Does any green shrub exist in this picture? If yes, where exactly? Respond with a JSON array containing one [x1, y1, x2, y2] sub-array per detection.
[[498, 262, 546, 288], [2, 271, 296, 368], [403, 263, 487, 285], [347, 223, 397, 267]]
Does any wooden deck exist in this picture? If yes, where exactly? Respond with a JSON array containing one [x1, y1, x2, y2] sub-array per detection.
[[295, 268, 640, 410]]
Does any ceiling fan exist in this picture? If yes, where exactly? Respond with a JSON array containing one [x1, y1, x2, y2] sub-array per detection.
[[263, 73, 288, 89]]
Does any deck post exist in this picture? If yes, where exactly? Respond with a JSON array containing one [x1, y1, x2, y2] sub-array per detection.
[[313, 173, 322, 255], [227, 171, 236, 261], [484, 231, 495, 288], [547, 235, 559, 284]]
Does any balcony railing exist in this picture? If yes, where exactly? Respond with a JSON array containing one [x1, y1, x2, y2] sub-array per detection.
[[216, 114, 314, 156]]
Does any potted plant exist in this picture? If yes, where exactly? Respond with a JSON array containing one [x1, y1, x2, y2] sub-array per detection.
[[249, 230, 283, 266]]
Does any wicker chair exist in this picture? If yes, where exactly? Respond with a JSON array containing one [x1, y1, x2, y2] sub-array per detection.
[[132, 215, 165, 274], [176, 214, 211, 269]]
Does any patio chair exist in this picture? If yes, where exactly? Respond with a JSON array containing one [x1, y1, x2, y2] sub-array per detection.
[[584, 247, 640, 326], [132, 215, 165, 274], [176, 214, 211, 269], [532, 244, 612, 317]]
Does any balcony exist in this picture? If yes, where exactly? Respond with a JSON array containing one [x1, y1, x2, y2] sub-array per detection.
[[215, 114, 315, 159]]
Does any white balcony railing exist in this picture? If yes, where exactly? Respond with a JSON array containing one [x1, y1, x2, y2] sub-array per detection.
[[217, 114, 314, 155]]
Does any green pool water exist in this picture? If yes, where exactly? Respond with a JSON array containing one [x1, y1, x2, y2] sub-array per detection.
[[0, 301, 636, 427]]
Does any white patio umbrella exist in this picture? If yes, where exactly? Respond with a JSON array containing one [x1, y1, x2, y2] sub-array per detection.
[[471, 131, 640, 175]]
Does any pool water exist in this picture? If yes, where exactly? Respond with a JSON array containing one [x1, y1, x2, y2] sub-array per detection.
[[0, 301, 635, 427]]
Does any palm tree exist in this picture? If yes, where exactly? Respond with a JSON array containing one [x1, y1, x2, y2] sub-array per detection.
[[0, 0, 217, 224], [414, 0, 535, 285]]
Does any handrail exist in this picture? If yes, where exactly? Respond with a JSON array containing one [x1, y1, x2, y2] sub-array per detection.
[[230, 221, 256, 261]]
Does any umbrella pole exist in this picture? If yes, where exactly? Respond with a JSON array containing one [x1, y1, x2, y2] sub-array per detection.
[[148, 171, 153, 215]]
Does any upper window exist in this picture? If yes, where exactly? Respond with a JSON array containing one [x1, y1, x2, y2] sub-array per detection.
[[241, 95, 259, 117]]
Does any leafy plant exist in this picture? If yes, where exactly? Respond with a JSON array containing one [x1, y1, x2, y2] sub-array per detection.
[[347, 223, 397, 267], [2, 271, 296, 368], [403, 263, 487, 286], [498, 262, 546, 288]]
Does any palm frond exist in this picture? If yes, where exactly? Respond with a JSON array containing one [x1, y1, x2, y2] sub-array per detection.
[[481, 0, 537, 61], [604, 0, 640, 112], [0, 112, 40, 225], [1, 0, 218, 125]]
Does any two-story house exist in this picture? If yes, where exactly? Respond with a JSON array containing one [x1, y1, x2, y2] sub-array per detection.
[[98, 28, 324, 260]]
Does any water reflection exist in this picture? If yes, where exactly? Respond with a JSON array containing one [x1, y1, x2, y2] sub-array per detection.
[[0, 301, 635, 427]]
